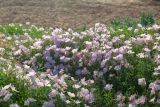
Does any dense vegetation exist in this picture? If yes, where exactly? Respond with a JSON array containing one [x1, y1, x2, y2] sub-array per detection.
[[0, 14, 160, 107]]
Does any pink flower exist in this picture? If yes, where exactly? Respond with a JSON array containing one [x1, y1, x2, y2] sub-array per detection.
[[149, 80, 160, 94], [78, 88, 95, 103], [24, 98, 36, 106], [112, 37, 121, 44], [143, 34, 152, 43], [10, 104, 20, 107], [60, 56, 71, 62], [81, 78, 88, 86], [19, 45, 30, 54], [3, 93, 12, 102], [95, 23, 107, 33], [42, 101, 55, 107], [49, 89, 57, 98], [33, 40, 43, 49], [136, 96, 146, 105], [101, 59, 108, 68]]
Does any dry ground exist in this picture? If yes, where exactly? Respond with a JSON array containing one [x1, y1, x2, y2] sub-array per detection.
[[0, 0, 159, 28]]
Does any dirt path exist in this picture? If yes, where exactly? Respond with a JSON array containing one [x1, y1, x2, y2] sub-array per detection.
[[0, 0, 159, 29]]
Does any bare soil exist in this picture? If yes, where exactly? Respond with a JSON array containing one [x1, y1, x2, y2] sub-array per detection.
[[0, 0, 159, 29]]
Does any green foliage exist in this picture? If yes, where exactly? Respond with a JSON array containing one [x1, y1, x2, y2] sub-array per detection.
[[110, 17, 137, 30], [0, 24, 24, 35], [140, 13, 155, 27], [103, 91, 115, 107], [0, 23, 50, 38]]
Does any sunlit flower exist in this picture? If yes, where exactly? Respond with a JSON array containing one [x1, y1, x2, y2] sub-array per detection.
[[104, 84, 113, 91], [136, 96, 146, 105], [67, 92, 75, 98], [113, 54, 123, 61], [138, 78, 146, 86]]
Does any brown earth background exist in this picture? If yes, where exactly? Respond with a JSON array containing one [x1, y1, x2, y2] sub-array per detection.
[[0, 0, 160, 29]]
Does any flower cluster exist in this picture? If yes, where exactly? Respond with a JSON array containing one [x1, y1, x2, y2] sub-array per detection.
[[0, 84, 17, 103], [0, 21, 160, 107]]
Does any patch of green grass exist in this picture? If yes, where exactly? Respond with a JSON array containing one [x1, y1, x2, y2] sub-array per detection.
[[0, 23, 51, 38]]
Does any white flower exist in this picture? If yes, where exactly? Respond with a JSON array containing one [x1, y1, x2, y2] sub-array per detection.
[[6, 37, 12, 40], [154, 66, 160, 75], [128, 27, 133, 31], [60, 56, 71, 62], [149, 97, 155, 103], [152, 24, 160, 30], [74, 100, 81, 104], [66, 100, 71, 104], [67, 92, 75, 98], [114, 65, 121, 71], [24, 33, 29, 36], [0, 48, 5, 52], [72, 49, 78, 54], [116, 93, 123, 101], [2, 84, 12, 90], [33, 40, 43, 49], [137, 53, 145, 58], [119, 34, 125, 38], [84, 104, 90, 107], [73, 84, 81, 89], [137, 24, 142, 28], [104, 84, 113, 91], [138, 78, 146, 86], [134, 29, 139, 33], [13, 49, 22, 56], [128, 103, 136, 107], [127, 50, 135, 54], [65, 47, 71, 51]]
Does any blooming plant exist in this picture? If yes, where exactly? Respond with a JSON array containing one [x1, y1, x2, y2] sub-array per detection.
[[0, 17, 160, 107]]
